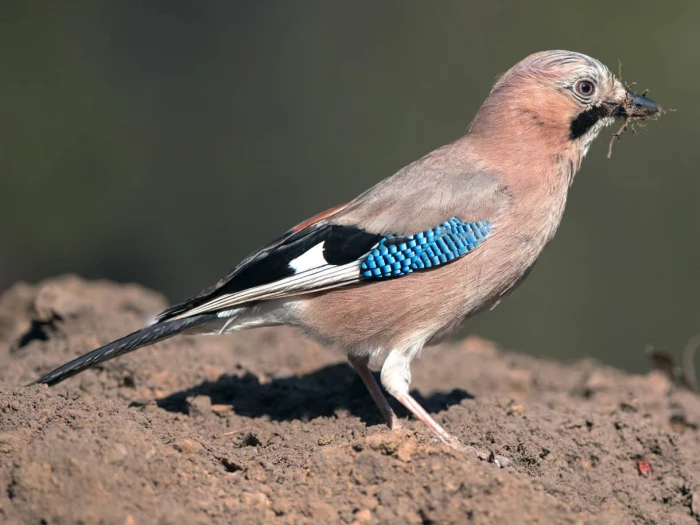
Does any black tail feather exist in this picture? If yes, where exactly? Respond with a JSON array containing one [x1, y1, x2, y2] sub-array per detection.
[[30, 313, 216, 387]]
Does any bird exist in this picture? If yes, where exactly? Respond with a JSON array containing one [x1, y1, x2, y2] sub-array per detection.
[[31, 50, 661, 465]]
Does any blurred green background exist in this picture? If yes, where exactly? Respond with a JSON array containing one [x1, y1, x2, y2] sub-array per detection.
[[1, 1, 698, 373]]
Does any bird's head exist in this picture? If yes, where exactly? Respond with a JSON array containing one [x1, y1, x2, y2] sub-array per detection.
[[468, 50, 661, 167]]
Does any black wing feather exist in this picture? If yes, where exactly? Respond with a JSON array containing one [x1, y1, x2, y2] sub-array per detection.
[[156, 223, 380, 322]]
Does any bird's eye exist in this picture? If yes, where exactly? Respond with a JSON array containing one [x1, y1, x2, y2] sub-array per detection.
[[574, 80, 596, 97]]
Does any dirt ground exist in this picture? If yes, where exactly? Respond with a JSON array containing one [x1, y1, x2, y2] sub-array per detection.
[[1, 276, 699, 524]]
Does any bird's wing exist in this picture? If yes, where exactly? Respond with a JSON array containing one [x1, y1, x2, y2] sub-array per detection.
[[158, 146, 510, 323], [155, 203, 349, 321], [157, 215, 493, 322]]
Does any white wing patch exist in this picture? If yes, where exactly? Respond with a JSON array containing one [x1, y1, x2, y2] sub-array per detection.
[[288, 241, 326, 273]]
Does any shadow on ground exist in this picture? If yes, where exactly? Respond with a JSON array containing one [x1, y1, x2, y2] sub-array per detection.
[[148, 362, 474, 425]]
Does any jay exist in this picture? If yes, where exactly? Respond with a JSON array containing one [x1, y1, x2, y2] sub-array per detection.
[[33, 50, 660, 463]]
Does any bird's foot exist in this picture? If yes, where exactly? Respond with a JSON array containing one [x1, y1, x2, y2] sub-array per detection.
[[386, 413, 403, 431], [442, 435, 516, 469], [389, 392, 515, 468], [464, 445, 516, 469]]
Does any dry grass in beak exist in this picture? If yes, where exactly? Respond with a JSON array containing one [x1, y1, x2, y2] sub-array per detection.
[[606, 98, 673, 158], [607, 62, 671, 158], [607, 109, 642, 159]]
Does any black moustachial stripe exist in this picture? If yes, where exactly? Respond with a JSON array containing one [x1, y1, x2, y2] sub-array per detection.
[[569, 105, 609, 140]]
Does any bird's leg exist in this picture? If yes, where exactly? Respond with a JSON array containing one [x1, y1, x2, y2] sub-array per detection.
[[392, 390, 464, 448], [348, 354, 401, 430], [380, 348, 514, 468]]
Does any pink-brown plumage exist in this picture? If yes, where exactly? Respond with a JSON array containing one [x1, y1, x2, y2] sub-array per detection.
[[300, 52, 613, 353], [33, 51, 661, 466]]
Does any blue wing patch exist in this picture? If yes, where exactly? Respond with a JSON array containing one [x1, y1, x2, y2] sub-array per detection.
[[360, 218, 491, 279]]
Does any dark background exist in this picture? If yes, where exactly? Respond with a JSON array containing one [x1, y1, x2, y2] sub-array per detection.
[[2, 1, 698, 373]]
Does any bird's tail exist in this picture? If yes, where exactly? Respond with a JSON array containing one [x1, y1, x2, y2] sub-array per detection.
[[30, 313, 217, 387]]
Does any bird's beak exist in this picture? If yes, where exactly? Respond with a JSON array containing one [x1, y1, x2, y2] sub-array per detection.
[[610, 91, 661, 119]]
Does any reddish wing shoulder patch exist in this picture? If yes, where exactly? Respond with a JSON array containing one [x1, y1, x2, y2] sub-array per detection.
[[289, 203, 347, 233]]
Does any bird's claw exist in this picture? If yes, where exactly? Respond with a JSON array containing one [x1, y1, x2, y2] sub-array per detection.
[[466, 445, 517, 469], [441, 435, 516, 468]]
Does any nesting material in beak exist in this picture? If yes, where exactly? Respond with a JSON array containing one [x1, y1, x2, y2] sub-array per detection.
[[616, 91, 661, 119], [607, 90, 664, 158]]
